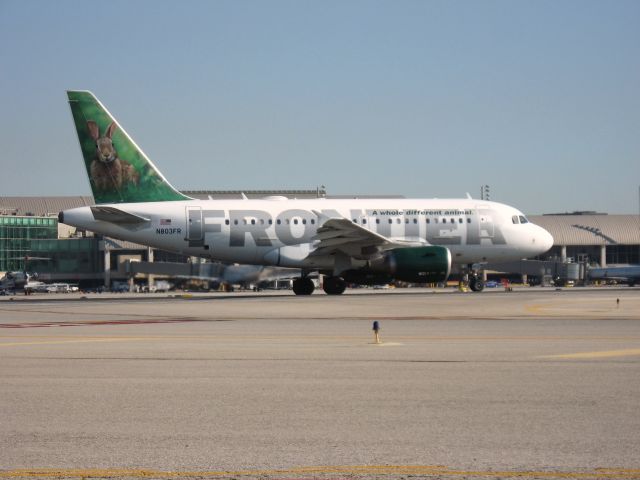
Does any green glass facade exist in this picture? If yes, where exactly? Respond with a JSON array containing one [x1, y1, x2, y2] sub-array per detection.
[[0, 216, 101, 275], [0, 216, 58, 271], [29, 238, 101, 274]]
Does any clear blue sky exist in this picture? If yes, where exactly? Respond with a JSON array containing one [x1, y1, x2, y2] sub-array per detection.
[[1, 0, 638, 214]]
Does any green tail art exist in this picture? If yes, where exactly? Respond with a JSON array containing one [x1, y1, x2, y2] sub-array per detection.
[[67, 90, 190, 204]]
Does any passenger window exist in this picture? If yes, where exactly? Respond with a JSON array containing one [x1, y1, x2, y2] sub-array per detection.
[[376, 219, 380, 224], [293, 219, 298, 225], [225, 219, 229, 225], [251, 219, 255, 225], [311, 219, 315, 224], [426, 218, 430, 224], [388, 219, 392, 224], [277, 219, 281, 225], [362, 219, 367, 225], [450, 218, 454, 224], [458, 218, 463, 224], [396, 218, 401, 224], [413, 218, 417, 224], [467, 218, 471, 223], [302, 219, 306, 225], [269, 219, 273, 225], [234, 219, 238, 225]]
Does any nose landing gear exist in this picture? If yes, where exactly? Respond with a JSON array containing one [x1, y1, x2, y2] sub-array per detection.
[[468, 274, 485, 292], [464, 264, 485, 292]]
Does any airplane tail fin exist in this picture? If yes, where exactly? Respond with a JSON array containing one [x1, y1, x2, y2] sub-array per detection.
[[67, 90, 190, 204]]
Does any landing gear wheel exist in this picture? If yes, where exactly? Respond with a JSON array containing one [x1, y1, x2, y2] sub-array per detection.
[[322, 276, 346, 295], [292, 277, 315, 295], [469, 276, 485, 292]]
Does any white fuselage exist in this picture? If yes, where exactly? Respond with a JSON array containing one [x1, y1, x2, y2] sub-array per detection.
[[61, 197, 554, 271]]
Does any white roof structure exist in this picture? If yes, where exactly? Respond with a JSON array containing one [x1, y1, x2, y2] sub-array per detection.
[[530, 214, 640, 246], [0, 196, 93, 217]]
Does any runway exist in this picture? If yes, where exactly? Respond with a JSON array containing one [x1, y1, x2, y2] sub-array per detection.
[[1, 288, 639, 479]]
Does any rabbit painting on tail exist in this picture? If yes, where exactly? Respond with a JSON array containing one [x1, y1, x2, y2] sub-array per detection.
[[87, 121, 139, 192]]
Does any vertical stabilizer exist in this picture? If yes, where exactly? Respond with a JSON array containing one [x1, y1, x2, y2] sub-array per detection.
[[67, 90, 190, 204]]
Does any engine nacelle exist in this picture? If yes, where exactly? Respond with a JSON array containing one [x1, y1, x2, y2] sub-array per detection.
[[341, 246, 451, 285]]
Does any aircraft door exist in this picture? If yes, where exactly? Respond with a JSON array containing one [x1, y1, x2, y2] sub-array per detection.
[[480, 216, 494, 237], [477, 207, 494, 239], [186, 206, 204, 247]]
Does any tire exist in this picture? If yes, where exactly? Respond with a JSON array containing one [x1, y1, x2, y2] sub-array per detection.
[[469, 276, 485, 292], [322, 276, 346, 295], [292, 278, 315, 295]]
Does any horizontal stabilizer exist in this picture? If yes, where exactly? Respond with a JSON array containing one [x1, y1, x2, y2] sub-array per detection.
[[91, 206, 150, 225]]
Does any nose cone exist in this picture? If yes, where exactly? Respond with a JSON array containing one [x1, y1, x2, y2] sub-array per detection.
[[535, 226, 554, 254]]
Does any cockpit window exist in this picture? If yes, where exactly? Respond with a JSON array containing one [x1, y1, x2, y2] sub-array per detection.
[[519, 215, 529, 224], [512, 215, 520, 224]]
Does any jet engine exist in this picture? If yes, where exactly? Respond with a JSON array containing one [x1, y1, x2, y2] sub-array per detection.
[[342, 245, 451, 285]]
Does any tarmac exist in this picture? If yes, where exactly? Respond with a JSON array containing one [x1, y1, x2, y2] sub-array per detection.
[[1, 287, 639, 479]]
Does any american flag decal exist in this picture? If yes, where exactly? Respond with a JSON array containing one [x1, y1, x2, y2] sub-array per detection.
[[160, 219, 172, 225]]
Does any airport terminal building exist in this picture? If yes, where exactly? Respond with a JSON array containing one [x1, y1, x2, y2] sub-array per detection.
[[493, 212, 640, 285], [1, 194, 639, 288], [530, 212, 640, 266]]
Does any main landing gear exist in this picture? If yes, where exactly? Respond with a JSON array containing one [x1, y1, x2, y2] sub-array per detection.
[[322, 276, 346, 295], [292, 277, 315, 295], [292, 276, 347, 295]]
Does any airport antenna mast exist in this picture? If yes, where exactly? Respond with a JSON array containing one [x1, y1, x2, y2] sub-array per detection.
[[481, 185, 490, 201]]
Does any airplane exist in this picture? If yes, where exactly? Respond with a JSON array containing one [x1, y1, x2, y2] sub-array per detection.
[[125, 259, 300, 290], [0, 255, 51, 295], [58, 91, 554, 295], [588, 265, 640, 287], [215, 264, 299, 290], [0, 271, 48, 295]]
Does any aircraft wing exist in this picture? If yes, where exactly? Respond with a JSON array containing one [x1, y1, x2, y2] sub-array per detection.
[[91, 206, 150, 225], [310, 215, 423, 260]]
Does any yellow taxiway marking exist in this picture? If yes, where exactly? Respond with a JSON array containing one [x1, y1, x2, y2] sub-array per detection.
[[523, 299, 636, 316], [1, 466, 640, 479], [524, 303, 545, 314], [0, 337, 151, 347], [543, 348, 640, 359], [3, 334, 640, 348]]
